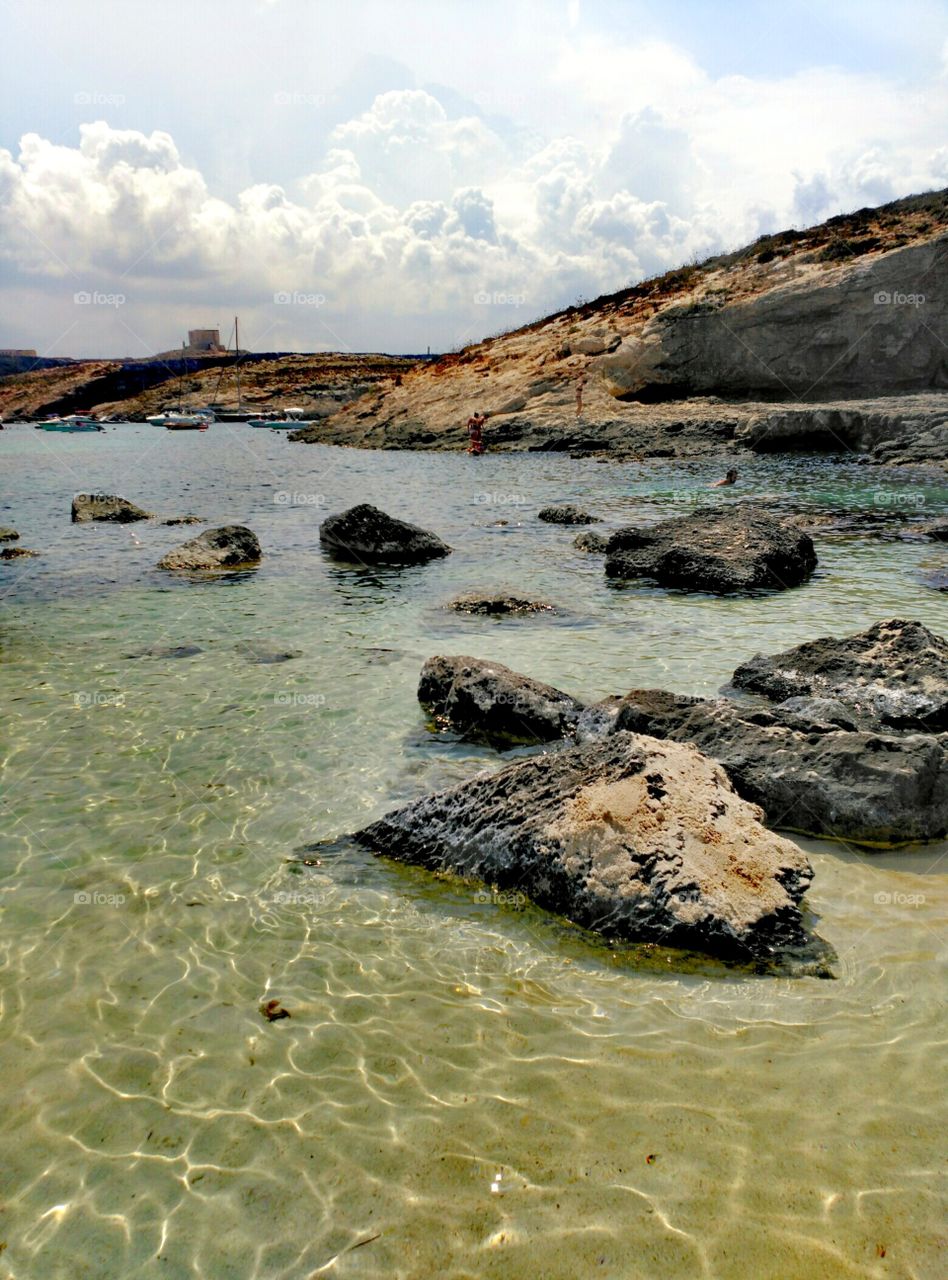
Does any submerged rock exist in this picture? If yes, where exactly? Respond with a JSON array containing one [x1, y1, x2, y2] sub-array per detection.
[[125, 644, 204, 660], [731, 619, 948, 732], [574, 530, 609, 553], [0, 527, 19, 542], [538, 504, 602, 525], [236, 642, 301, 664], [355, 732, 825, 967], [448, 592, 555, 617], [319, 503, 451, 565], [605, 506, 817, 593], [0, 546, 38, 559], [72, 494, 153, 523], [605, 690, 948, 846], [162, 515, 204, 526], [157, 525, 262, 571], [418, 654, 584, 746]]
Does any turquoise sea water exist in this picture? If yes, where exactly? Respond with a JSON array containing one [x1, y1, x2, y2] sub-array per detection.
[[1, 423, 946, 1278]]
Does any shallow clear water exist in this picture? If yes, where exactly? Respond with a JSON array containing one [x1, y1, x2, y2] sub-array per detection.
[[1, 424, 946, 1278]]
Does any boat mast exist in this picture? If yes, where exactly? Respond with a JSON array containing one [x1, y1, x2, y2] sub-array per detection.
[[235, 316, 241, 411]]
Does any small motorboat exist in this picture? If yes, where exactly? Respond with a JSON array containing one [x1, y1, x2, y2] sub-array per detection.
[[37, 414, 104, 433], [248, 407, 307, 429], [147, 410, 213, 430]]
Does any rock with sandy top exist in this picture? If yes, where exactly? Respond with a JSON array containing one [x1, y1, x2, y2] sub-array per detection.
[[355, 732, 827, 968]]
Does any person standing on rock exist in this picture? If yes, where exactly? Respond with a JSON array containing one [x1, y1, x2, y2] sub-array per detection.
[[575, 372, 586, 419], [710, 467, 739, 487], [467, 411, 486, 455]]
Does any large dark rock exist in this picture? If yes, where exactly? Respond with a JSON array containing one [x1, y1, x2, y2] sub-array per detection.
[[732, 619, 948, 733], [605, 506, 817, 592], [418, 654, 584, 746], [157, 526, 261, 570], [355, 732, 826, 968], [538, 504, 601, 525], [319, 504, 451, 564], [603, 691, 948, 846], [72, 494, 154, 523]]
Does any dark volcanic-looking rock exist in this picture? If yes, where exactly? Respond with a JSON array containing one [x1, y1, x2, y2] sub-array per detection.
[[0, 527, 19, 542], [319, 503, 451, 564], [448, 592, 555, 616], [355, 732, 823, 966], [538, 504, 602, 525], [157, 526, 262, 571], [419, 654, 584, 746], [163, 515, 204, 526], [574, 530, 609, 552], [732, 619, 948, 732], [72, 494, 153, 523], [0, 546, 38, 559], [605, 506, 817, 593], [606, 690, 948, 845]]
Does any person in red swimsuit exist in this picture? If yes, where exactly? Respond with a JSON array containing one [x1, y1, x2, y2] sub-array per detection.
[[467, 411, 486, 454]]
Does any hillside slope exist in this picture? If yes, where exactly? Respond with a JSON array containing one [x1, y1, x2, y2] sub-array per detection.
[[0, 352, 419, 421], [292, 189, 948, 464]]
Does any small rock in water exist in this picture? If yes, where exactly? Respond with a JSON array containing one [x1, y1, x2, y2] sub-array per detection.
[[574, 531, 609, 553], [125, 644, 204, 659], [319, 503, 451, 565], [538, 504, 601, 525], [0, 527, 20, 542], [260, 998, 290, 1022], [72, 493, 154, 523], [157, 525, 262, 571], [162, 515, 205, 526], [364, 647, 403, 664], [448, 592, 556, 617], [419, 654, 584, 746], [0, 546, 38, 559], [236, 642, 301, 664]]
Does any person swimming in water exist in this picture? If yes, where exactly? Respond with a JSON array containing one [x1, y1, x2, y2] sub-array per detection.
[[466, 411, 486, 455], [710, 467, 738, 487]]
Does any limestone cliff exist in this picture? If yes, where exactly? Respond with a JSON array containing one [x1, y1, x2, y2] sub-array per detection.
[[292, 188, 948, 462]]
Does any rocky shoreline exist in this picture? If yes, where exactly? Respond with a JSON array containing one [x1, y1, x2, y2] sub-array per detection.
[[5, 483, 944, 974]]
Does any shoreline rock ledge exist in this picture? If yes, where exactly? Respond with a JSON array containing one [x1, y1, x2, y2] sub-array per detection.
[[319, 503, 451, 565], [355, 732, 830, 970]]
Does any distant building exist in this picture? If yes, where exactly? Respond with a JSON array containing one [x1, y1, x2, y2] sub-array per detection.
[[186, 329, 223, 353]]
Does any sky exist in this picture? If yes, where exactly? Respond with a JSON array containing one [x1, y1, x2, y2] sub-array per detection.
[[0, 0, 946, 358]]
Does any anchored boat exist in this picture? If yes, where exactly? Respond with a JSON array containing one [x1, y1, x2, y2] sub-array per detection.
[[37, 414, 104, 433]]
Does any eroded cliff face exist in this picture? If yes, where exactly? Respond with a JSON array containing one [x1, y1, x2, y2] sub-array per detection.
[[292, 190, 948, 457], [599, 237, 947, 402]]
